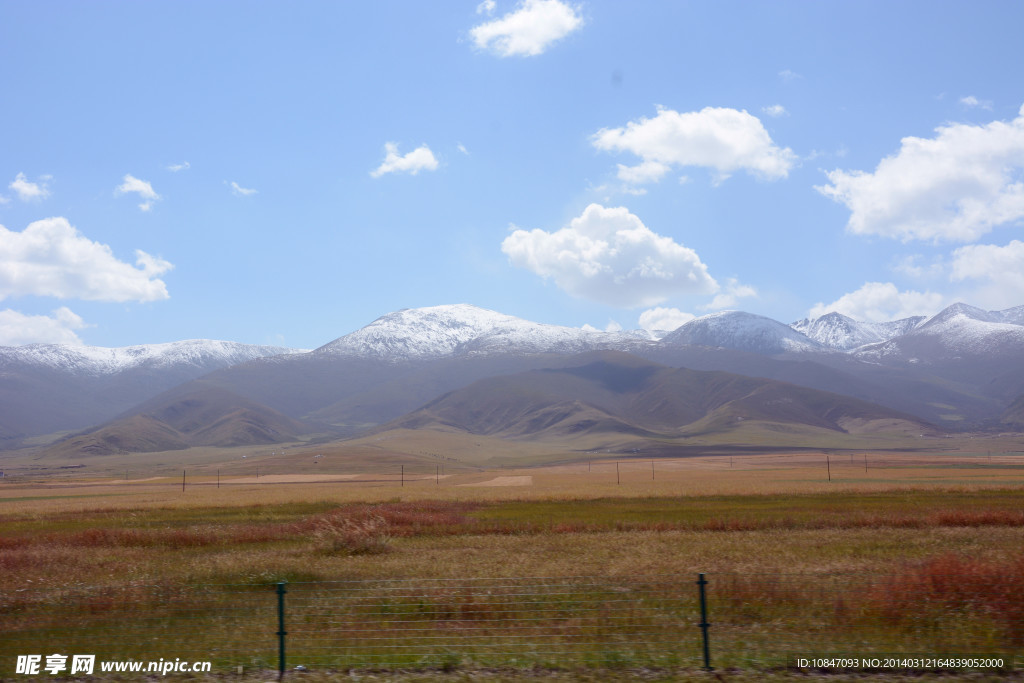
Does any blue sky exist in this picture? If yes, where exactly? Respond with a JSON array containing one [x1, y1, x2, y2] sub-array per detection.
[[2, 1, 1022, 348]]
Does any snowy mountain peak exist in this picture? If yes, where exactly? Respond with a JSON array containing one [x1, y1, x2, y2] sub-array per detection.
[[919, 302, 996, 328], [663, 310, 824, 354], [315, 304, 652, 360], [853, 302, 1024, 360], [791, 312, 926, 351], [0, 339, 303, 375]]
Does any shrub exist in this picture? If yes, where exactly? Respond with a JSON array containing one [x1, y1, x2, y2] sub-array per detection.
[[312, 514, 392, 556]]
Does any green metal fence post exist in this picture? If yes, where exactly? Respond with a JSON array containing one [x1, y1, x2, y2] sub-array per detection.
[[276, 581, 287, 680], [697, 573, 712, 670]]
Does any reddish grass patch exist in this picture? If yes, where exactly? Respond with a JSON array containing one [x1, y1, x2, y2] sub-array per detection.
[[871, 553, 1024, 645], [304, 501, 482, 537]]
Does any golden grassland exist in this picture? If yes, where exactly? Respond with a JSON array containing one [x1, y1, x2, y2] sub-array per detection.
[[2, 451, 1023, 586], [2, 446, 1024, 681]]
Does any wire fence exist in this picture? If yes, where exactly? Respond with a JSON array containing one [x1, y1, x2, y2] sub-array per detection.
[[2, 573, 1020, 676], [1, 450, 1023, 485]]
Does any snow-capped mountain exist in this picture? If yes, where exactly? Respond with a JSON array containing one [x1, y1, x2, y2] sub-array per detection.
[[661, 311, 825, 354], [0, 339, 303, 375], [0, 340, 304, 443], [854, 303, 1024, 361], [7, 301, 1024, 450], [791, 312, 925, 351], [315, 304, 652, 360]]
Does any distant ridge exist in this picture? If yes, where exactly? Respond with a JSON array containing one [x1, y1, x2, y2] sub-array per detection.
[[5, 301, 1024, 453], [384, 352, 932, 440], [41, 385, 308, 457]]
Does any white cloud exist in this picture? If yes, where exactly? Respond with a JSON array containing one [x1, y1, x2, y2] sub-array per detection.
[[616, 160, 670, 185], [959, 95, 992, 110], [9, 173, 51, 201], [762, 104, 788, 117], [639, 306, 695, 331], [809, 282, 945, 322], [817, 105, 1024, 242], [229, 181, 258, 196], [476, 0, 496, 14], [501, 203, 719, 308], [949, 240, 1024, 310], [115, 174, 161, 211], [893, 254, 945, 280], [700, 278, 758, 310], [0, 195, 9, 205], [0, 307, 89, 346], [592, 106, 797, 186], [370, 143, 439, 178], [166, 161, 191, 172], [457, 143, 470, 155], [778, 69, 802, 82], [0, 217, 172, 302], [470, 0, 582, 57]]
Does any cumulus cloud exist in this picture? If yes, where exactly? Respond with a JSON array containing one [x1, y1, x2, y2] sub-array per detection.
[[370, 143, 439, 178], [638, 306, 695, 332], [700, 278, 758, 310], [115, 174, 161, 211], [470, 0, 582, 57], [477, 0, 496, 14], [229, 181, 257, 196], [0, 307, 89, 346], [809, 282, 945, 322], [166, 161, 190, 172], [949, 240, 1024, 310], [592, 106, 797, 186], [817, 105, 1024, 243], [501, 203, 719, 308], [9, 173, 51, 201], [0, 217, 172, 302], [762, 104, 788, 117]]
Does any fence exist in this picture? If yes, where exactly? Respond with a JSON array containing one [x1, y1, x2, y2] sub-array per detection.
[[2, 573, 1019, 677]]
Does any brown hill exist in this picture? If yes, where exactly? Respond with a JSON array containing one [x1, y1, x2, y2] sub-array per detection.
[[384, 352, 934, 440], [1000, 395, 1024, 430], [41, 385, 308, 457]]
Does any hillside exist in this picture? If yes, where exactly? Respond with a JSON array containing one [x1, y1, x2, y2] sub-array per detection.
[[384, 352, 933, 441], [41, 385, 308, 457]]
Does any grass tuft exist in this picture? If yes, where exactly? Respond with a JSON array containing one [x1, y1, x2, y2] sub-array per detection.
[[312, 514, 392, 556]]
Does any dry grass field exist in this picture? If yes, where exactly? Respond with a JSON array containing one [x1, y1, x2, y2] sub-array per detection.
[[2, 437, 1024, 680]]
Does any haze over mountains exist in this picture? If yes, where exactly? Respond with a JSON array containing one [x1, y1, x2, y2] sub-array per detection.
[[3, 302, 1024, 456]]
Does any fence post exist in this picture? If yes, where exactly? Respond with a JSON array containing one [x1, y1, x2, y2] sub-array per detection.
[[276, 581, 287, 680], [697, 573, 712, 670]]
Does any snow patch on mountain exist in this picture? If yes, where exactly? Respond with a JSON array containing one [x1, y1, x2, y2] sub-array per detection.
[[854, 303, 1024, 360], [791, 312, 925, 351], [0, 339, 303, 375], [316, 304, 653, 360], [662, 311, 825, 354]]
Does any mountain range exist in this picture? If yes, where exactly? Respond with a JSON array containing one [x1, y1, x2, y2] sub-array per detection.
[[3, 302, 1023, 456]]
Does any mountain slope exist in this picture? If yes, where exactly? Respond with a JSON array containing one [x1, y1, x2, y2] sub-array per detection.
[[791, 312, 925, 351], [663, 311, 824, 355], [315, 304, 652, 360], [41, 384, 308, 457], [0, 340, 301, 445], [385, 352, 932, 441]]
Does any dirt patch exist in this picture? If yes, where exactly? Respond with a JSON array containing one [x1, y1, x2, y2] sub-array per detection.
[[460, 475, 533, 487], [221, 474, 360, 484]]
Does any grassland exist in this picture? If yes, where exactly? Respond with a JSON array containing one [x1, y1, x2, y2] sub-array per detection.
[[2, 447, 1023, 680]]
